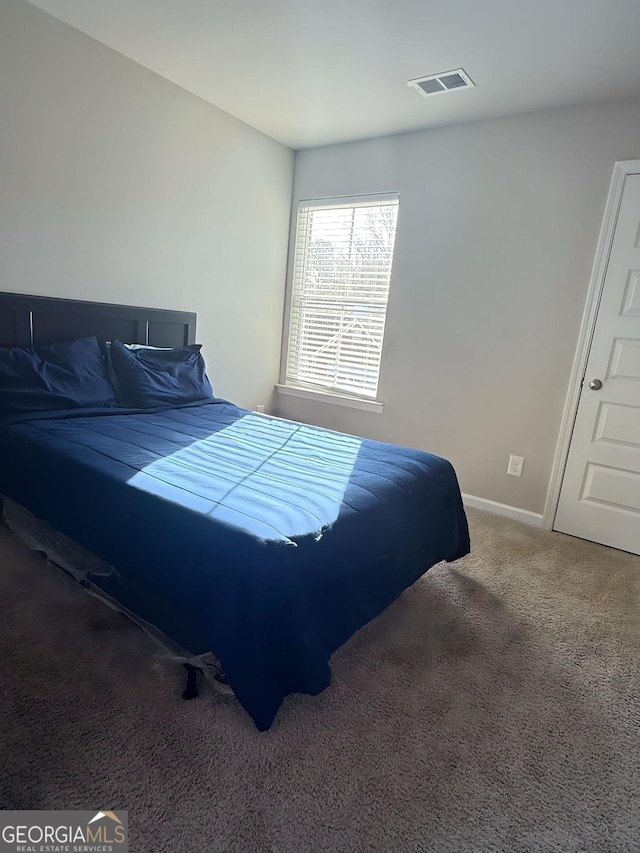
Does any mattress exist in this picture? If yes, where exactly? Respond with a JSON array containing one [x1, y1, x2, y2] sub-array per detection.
[[0, 400, 470, 729]]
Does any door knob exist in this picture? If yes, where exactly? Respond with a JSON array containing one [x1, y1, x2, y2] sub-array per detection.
[[588, 378, 603, 390]]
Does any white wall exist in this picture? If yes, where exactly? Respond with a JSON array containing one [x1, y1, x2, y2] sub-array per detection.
[[0, 0, 294, 410], [278, 98, 640, 513]]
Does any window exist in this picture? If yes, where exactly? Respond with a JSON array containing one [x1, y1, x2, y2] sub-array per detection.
[[284, 194, 399, 400]]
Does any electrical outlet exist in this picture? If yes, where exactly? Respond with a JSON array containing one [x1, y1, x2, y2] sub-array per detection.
[[507, 455, 524, 477], [254, 404, 265, 414]]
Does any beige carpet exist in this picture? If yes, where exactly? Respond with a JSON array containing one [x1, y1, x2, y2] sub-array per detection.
[[0, 508, 638, 852]]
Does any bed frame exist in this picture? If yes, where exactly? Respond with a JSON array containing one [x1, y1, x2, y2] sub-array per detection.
[[0, 292, 196, 349]]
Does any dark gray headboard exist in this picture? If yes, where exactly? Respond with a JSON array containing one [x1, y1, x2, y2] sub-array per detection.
[[0, 292, 196, 349]]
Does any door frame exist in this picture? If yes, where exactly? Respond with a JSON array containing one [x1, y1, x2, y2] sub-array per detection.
[[542, 159, 640, 530]]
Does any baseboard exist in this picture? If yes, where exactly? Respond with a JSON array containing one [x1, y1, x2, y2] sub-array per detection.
[[462, 493, 544, 528]]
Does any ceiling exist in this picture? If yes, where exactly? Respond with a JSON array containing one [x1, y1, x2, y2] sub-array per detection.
[[27, 0, 640, 150]]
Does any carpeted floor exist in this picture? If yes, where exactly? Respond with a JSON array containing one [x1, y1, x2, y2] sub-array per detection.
[[0, 508, 638, 852]]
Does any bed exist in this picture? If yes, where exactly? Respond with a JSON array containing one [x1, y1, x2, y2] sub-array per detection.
[[0, 292, 470, 731]]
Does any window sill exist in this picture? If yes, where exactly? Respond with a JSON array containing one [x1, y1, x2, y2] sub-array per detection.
[[275, 384, 385, 413]]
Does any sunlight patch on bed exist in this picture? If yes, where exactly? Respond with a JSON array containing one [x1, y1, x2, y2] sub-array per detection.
[[126, 413, 363, 541]]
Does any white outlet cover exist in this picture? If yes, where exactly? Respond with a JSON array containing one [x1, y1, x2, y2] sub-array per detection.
[[508, 455, 525, 477]]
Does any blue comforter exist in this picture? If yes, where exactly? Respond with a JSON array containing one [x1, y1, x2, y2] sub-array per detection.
[[0, 400, 469, 729]]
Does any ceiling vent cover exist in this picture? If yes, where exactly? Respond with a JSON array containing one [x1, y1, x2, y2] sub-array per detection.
[[408, 68, 475, 97]]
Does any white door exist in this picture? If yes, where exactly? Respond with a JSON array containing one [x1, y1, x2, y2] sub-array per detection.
[[555, 173, 640, 555]]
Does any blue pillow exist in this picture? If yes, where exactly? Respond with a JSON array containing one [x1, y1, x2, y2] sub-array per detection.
[[109, 339, 213, 408], [0, 336, 118, 414], [104, 341, 172, 398]]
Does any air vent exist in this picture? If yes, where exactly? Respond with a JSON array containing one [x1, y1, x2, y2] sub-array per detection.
[[408, 68, 475, 98]]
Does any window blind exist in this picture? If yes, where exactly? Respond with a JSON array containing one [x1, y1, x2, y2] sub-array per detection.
[[285, 194, 399, 399]]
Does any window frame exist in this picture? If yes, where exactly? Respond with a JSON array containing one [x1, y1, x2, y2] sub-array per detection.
[[279, 192, 399, 410]]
